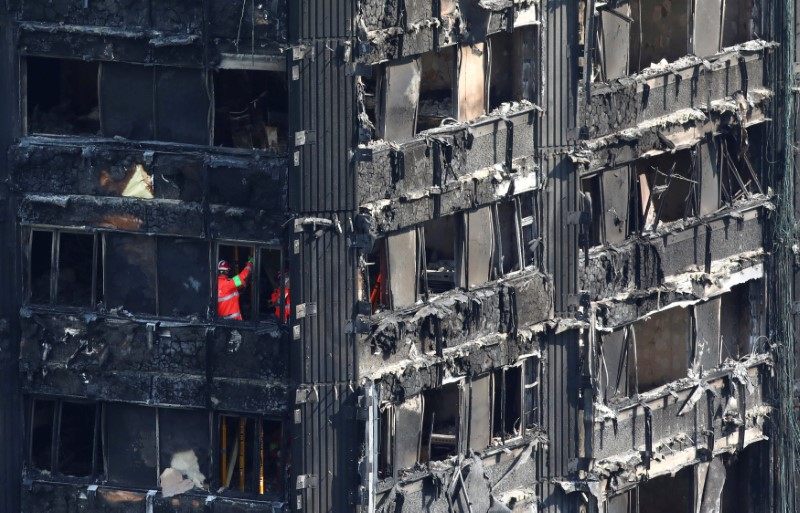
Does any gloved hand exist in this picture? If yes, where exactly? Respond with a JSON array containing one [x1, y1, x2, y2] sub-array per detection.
[[247, 255, 255, 265]]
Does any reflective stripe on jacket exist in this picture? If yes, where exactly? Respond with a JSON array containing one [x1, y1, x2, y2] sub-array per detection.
[[217, 263, 252, 320]]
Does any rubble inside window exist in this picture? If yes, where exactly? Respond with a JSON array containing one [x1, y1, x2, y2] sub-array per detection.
[[217, 415, 283, 495], [420, 215, 460, 294], [25, 57, 100, 136], [214, 70, 289, 151], [421, 383, 461, 463], [417, 48, 457, 132], [487, 27, 538, 109]]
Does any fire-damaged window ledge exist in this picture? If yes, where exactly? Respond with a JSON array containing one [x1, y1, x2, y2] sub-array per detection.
[[20, 481, 284, 512], [375, 430, 543, 492], [582, 41, 776, 140], [355, 1, 539, 65], [357, 104, 540, 210]]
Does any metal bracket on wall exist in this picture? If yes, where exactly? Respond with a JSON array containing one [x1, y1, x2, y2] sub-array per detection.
[[296, 474, 319, 489], [296, 386, 319, 404], [295, 130, 316, 147], [292, 45, 314, 61], [295, 302, 317, 319]]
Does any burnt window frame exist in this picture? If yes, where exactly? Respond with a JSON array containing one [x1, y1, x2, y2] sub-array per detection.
[[214, 241, 286, 324], [26, 397, 103, 481], [364, 190, 542, 315], [99, 232, 212, 319], [23, 227, 102, 309], [214, 412, 287, 497]]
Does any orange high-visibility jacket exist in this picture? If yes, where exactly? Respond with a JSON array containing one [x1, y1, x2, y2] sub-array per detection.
[[217, 262, 252, 320]]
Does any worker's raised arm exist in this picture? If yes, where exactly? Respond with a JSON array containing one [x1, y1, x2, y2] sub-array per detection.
[[232, 255, 254, 289]]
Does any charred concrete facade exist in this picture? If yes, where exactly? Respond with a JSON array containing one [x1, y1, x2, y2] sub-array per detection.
[[0, 1, 799, 513]]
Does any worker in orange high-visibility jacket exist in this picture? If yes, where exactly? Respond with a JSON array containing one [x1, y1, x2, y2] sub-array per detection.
[[270, 270, 291, 321], [217, 256, 253, 320]]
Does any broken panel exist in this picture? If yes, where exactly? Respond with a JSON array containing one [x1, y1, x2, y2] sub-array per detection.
[[693, 298, 721, 374], [465, 206, 494, 289], [157, 237, 210, 318], [601, 167, 630, 244], [519, 192, 542, 269], [378, 406, 393, 478], [395, 396, 423, 470], [58, 402, 99, 477], [421, 383, 461, 462], [496, 201, 521, 275], [30, 399, 55, 471], [523, 358, 539, 428], [100, 62, 155, 141], [469, 374, 492, 451], [600, 329, 630, 401], [581, 175, 603, 248], [596, 2, 632, 81], [692, 0, 723, 57], [26, 57, 100, 136], [417, 48, 456, 132], [631, 306, 691, 392], [106, 403, 158, 489], [155, 67, 210, 145], [377, 58, 421, 141], [699, 139, 721, 216], [214, 70, 289, 151], [456, 44, 486, 122], [386, 230, 418, 308], [104, 233, 158, 315], [718, 133, 764, 206], [158, 408, 210, 491]]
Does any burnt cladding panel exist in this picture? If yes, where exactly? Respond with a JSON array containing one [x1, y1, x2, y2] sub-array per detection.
[[289, 43, 355, 213], [296, 384, 358, 513], [540, 0, 578, 148], [295, 229, 356, 384], [544, 157, 579, 315], [289, 0, 352, 40], [543, 330, 580, 479]]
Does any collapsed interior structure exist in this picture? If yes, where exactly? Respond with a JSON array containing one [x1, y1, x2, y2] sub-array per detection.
[[0, 0, 799, 512]]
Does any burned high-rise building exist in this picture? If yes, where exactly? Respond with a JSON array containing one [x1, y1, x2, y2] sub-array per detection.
[[0, 0, 799, 512]]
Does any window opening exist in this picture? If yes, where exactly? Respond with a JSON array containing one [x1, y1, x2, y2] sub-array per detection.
[[421, 215, 459, 294], [57, 232, 95, 307], [156, 237, 210, 318], [629, 0, 690, 73], [523, 358, 539, 429], [638, 465, 693, 513], [214, 70, 289, 151], [58, 402, 99, 477], [105, 403, 158, 489], [630, 307, 691, 392], [488, 27, 537, 109], [26, 57, 100, 136], [421, 383, 461, 462], [718, 133, 764, 206], [378, 406, 393, 479], [636, 150, 697, 231], [492, 366, 523, 441], [103, 233, 158, 315], [218, 415, 283, 494], [29, 230, 54, 304], [519, 192, 542, 269], [417, 48, 456, 132], [30, 399, 56, 471], [495, 201, 521, 275], [159, 408, 210, 491], [367, 239, 389, 314]]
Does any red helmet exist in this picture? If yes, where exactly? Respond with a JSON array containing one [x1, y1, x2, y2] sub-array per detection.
[[218, 260, 231, 272]]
